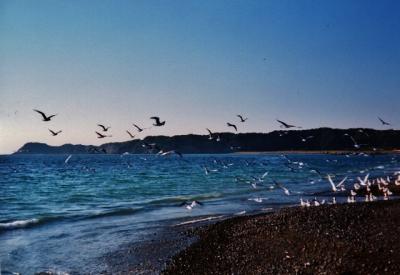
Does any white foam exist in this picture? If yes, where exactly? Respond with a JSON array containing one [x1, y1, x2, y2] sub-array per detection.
[[0, 218, 39, 229], [175, 215, 224, 226]]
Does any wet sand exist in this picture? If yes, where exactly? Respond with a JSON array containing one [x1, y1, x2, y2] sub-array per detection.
[[164, 200, 400, 274]]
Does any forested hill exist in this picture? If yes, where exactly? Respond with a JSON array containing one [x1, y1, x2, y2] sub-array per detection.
[[14, 128, 400, 154]]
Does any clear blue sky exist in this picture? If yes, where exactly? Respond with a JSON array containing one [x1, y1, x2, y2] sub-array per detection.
[[1, 0, 399, 153]]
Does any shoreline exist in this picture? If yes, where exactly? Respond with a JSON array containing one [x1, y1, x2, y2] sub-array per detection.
[[162, 199, 400, 274]]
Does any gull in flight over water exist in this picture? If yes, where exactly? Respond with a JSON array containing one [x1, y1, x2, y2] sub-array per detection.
[[327, 175, 347, 192], [237, 114, 248, 122], [126, 130, 135, 139], [132, 124, 145, 132], [48, 129, 62, 136], [97, 124, 111, 132], [227, 122, 238, 132], [378, 117, 391, 126], [150, 116, 166, 126], [95, 131, 111, 139], [276, 119, 300, 129], [273, 180, 291, 195], [33, 109, 57, 121], [206, 128, 214, 140]]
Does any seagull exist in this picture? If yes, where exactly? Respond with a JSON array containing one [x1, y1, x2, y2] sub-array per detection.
[[132, 124, 145, 132], [349, 136, 361, 149], [301, 136, 314, 142], [327, 175, 347, 192], [180, 200, 203, 210], [237, 114, 248, 122], [227, 122, 237, 132], [206, 128, 214, 140], [64, 155, 72, 164], [48, 129, 62, 136], [159, 150, 183, 158], [378, 117, 391, 126], [216, 135, 221, 142], [150, 116, 166, 126], [33, 109, 57, 121], [273, 180, 291, 195], [126, 130, 135, 139], [97, 124, 110, 132], [276, 119, 299, 129], [357, 174, 369, 186], [95, 131, 111, 138]]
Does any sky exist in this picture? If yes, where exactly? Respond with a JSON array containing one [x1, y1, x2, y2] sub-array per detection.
[[1, 0, 399, 154]]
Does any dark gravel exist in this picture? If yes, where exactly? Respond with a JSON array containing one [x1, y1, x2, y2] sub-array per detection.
[[163, 200, 400, 274]]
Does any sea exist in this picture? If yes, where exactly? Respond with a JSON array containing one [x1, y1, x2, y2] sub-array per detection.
[[0, 153, 399, 274]]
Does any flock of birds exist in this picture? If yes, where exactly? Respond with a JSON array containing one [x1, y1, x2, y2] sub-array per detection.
[[32, 108, 398, 211]]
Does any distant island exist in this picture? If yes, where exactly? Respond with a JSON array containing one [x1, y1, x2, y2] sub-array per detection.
[[14, 128, 400, 154]]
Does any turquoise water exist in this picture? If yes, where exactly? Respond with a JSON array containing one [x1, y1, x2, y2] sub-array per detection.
[[0, 153, 399, 274]]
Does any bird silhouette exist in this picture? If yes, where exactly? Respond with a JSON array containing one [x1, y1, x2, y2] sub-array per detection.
[[97, 124, 110, 132], [33, 109, 57, 121], [48, 129, 62, 136], [227, 122, 237, 132], [237, 115, 248, 122], [126, 130, 135, 139], [150, 116, 166, 126]]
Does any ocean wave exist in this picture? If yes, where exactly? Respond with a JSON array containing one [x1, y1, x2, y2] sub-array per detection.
[[0, 218, 40, 229], [147, 192, 224, 205]]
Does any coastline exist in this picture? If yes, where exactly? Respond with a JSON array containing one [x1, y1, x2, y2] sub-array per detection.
[[162, 200, 400, 274]]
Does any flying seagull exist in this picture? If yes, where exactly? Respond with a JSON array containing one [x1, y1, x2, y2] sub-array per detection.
[[126, 130, 135, 139], [133, 124, 145, 132], [206, 128, 214, 140], [378, 117, 391, 126], [276, 119, 298, 129], [273, 180, 291, 195], [327, 175, 348, 192], [150, 116, 166, 126], [237, 114, 248, 122], [227, 122, 237, 132], [48, 129, 62, 136], [159, 150, 183, 158], [97, 124, 110, 132], [33, 109, 57, 121], [95, 131, 111, 139]]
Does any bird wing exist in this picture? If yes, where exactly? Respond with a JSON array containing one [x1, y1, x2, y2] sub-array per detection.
[[133, 124, 142, 131], [261, 171, 269, 178], [327, 175, 337, 191], [276, 119, 288, 127], [150, 117, 160, 123], [34, 109, 48, 120], [95, 131, 105, 138], [206, 128, 213, 135], [126, 131, 134, 138], [97, 124, 106, 131], [336, 176, 348, 187], [48, 129, 56, 135]]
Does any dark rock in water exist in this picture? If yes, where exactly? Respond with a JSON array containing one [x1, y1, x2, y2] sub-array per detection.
[[13, 127, 400, 154]]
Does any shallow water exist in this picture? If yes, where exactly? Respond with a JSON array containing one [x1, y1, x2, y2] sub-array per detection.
[[0, 153, 399, 274]]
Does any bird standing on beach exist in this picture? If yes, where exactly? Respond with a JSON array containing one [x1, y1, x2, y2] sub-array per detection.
[[227, 122, 238, 132], [97, 124, 110, 132], [48, 129, 62, 136], [150, 116, 166, 126], [237, 115, 248, 122], [33, 109, 57, 121]]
